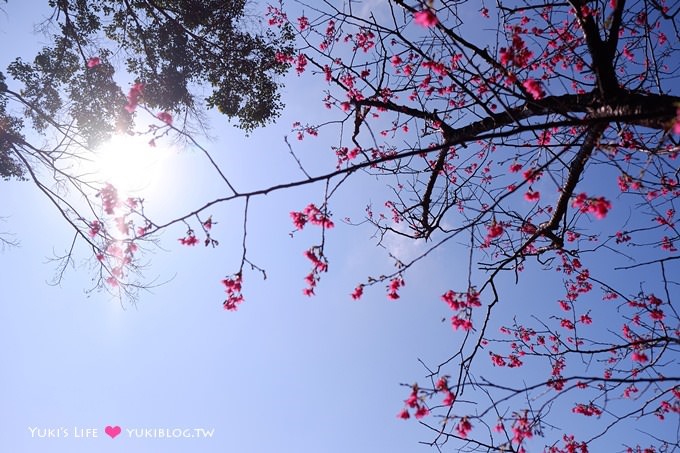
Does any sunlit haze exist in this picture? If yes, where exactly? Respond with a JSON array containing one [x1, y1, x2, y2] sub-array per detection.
[[91, 133, 172, 198]]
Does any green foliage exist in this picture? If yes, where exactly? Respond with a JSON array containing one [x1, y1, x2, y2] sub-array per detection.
[[0, 72, 26, 180], [3, 0, 292, 153]]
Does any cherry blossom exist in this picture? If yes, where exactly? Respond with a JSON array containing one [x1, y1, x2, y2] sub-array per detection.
[[414, 9, 438, 28]]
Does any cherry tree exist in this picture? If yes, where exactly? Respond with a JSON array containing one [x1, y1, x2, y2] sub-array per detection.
[[263, 0, 680, 451], [3, 0, 680, 451]]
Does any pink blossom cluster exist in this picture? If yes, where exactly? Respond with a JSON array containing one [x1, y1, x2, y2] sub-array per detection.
[[442, 289, 482, 331], [499, 29, 534, 68], [302, 248, 328, 296], [572, 403, 603, 417], [297, 15, 309, 31], [571, 193, 612, 219], [386, 277, 404, 300], [435, 376, 455, 406], [350, 285, 364, 300], [178, 231, 199, 246], [86, 57, 101, 68], [98, 183, 120, 215], [88, 220, 102, 238], [290, 204, 335, 230], [334, 146, 360, 168], [222, 274, 244, 311], [545, 434, 589, 453], [124, 82, 144, 113], [156, 111, 173, 125], [484, 221, 504, 246], [413, 9, 438, 28], [456, 417, 473, 438], [522, 78, 545, 99], [397, 384, 429, 420], [265, 5, 287, 27], [510, 412, 533, 447]]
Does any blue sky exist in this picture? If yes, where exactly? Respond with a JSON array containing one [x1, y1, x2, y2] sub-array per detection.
[[1, 1, 678, 452], [0, 3, 448, 452]]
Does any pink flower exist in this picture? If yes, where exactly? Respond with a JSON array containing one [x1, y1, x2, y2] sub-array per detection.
[[442, 390, 455, 406], [524, 191, 540, 202], [98, 183, 120, 215], [222, 274, 244, 311], [572, 193, 611, 219], [485, 222, 504, 244], [291, 204, 334, 230], [509, 163, 523, 173], [588, 197, 611, 219], [414, 405, 430, 419], [649, 309, 664, 321], [351, 285, 364, 300], [387, 277, 404, 300], [522, 78, 545, 99], [297, 15, 309, 31], [179, 232, 199, 246], [523, 168, 541, 183], [124, 82, 144, 113], [572, 403, 603, 417], [491, 353, 506, 367], [397, 409, 410, 419], [290, 211, 307, 229], [88, 220, 101, 238], [456, 418, 473, 438], [86, 57, 101, 68], [414, 9, 438, 27], [631, 351, 648, 363], [156, 111, 173, 125], [295, 53, 307, 75], [404, 386, 419, 408]]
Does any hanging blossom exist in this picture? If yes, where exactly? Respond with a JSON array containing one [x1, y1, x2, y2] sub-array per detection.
[[178, 230, 199, 246], [484, 221, 504, 246], [290, 203, 335, 230], [222, 274, 244, 311], [435, 376, 456, 406], [124, 82, 144, 113], [386, 277, 405, 300], [571, 193, 612, 219], [456, 417, 473, 438], [522, 78, 545, 99], [88, 220, 102, 238], [302, 248, 329, 296], [350, 285, 364, 300], [414, 9, 438, 27], [297, 15, 309, 31], [156, 111, 173, 125], [98, 183, 120, 215], [86, 57, 101, 68], [398, 384, 429, 420], [442, 289, 482, 331]]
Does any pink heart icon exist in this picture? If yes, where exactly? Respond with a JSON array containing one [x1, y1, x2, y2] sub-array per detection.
[[105, 425, 122, 439]]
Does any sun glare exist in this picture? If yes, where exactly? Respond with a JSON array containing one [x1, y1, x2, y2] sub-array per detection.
[[91, 134, 171, 197]]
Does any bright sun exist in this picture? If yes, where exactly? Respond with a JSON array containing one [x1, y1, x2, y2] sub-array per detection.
[[91, 134, 171, 197]]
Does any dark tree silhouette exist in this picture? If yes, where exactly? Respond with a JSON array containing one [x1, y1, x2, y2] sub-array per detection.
[[2, 0, 680, 451]]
